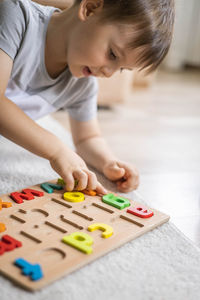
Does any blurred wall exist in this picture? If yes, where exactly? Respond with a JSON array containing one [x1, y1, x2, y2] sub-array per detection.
[[164, 0, 200, 70]]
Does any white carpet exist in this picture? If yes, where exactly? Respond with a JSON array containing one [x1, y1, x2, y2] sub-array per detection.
[[0, 116, 200, 300]]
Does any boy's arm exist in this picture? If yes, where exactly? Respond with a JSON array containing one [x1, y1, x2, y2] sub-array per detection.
[[31, 0, 73, 10], [0, 96, 63, 159], [70, 116, 140, 192], [69, 117, 117, 173], [0, 49, 62, 159], [0, 49, 106, 193]]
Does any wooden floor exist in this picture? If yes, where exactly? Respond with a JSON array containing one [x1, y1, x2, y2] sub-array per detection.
[[52, 69, 200, 247]]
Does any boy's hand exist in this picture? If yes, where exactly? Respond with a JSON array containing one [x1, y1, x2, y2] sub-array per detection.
[[49, 146, 107, 194], [103, 160, 139, 193]]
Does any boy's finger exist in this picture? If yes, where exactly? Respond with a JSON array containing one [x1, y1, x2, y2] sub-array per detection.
[[73, 170, 88, 191], [117, 175, 139, 191], [96, 182, 108, 195], [104, 163, 125, 180], [111, 163, 125, 175], [84, 170, 98, 190], [63, 173, 75, 191]]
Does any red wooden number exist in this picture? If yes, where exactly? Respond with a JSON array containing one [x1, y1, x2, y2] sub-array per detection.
[[127, 206, 154, 218], [0, 235, 22, 255], [10, 188, 44, 204]]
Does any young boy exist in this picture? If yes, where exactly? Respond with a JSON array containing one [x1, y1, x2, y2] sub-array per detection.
[[0, 0, 174, 194]]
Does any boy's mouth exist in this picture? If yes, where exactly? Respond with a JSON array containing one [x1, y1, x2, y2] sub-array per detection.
[[82, 66, 92, 77]]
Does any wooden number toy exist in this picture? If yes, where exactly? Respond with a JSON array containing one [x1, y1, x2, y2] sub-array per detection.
[[0, 198, 12, 210], [0, 223, 6, 233], [15, 258, 43, 281], [62, 232, 94, 254], [0, 235, 22, 255], [0, 179, 169, 291], [127, 206, 154, 218], [102, 193, 130, 209], [10, 189, 44, 204]]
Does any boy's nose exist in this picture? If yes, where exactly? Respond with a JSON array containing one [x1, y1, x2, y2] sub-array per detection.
[[101, 66, 115, 78]]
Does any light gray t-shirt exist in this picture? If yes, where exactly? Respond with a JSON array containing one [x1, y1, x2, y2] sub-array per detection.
[[0, 0, 98, 121]]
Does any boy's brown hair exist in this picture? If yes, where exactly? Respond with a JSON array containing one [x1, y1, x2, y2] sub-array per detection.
[[75, 0, 175, 73]]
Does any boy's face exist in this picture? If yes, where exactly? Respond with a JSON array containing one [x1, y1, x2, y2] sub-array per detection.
[[66, 16, 136, 78]]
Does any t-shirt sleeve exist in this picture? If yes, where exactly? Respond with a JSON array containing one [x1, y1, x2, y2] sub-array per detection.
[[0, 0, 26, 60], [65, 76, 98, 122]]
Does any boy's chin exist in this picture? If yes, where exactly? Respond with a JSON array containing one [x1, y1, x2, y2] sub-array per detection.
[[68, 66, 84, 78]]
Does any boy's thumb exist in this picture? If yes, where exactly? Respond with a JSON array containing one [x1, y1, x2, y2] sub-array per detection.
[[105, 162, 125, 180]]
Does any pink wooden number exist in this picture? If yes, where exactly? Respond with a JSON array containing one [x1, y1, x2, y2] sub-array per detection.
[[127, 206, 154, 218]]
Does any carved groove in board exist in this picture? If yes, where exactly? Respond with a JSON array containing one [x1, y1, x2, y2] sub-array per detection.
[[60, 215, 83, 230], [10, 214, 26, 223], [45, 221, 67, 233], [18, 209, 27, 214], [51, 198, 72, 208], [72, 210, 93, 221], [31, 209, 49, 217], [92, 202, 114, 214], [40, 247, 66, 259], [120, 215, 144, 227], [20, 230, 42, 243]]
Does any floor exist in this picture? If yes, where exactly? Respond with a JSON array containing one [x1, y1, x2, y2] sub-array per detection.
[[52, 69, 200, 247]]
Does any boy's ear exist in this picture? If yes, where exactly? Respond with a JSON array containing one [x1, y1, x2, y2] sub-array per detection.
[[78, 0, 104, 21]]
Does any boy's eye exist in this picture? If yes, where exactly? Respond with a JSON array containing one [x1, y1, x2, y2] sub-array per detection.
[[109, 49, 117, 60]]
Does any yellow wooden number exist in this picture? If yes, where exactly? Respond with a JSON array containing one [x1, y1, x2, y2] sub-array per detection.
[[62, 232, 93, 254], [63, 192, 85, 203], [88, 223, 113, 238]]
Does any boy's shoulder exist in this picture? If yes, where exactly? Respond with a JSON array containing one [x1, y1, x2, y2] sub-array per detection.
[[0, 0, 56, 60], [0, 0, 29, 60], [0, 0, 31, 29], [0, 0, 29, 13], [0, 0, 53, 20]]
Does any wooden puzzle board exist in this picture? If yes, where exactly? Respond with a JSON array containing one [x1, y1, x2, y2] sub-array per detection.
[[0, 179, 169, 291]]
